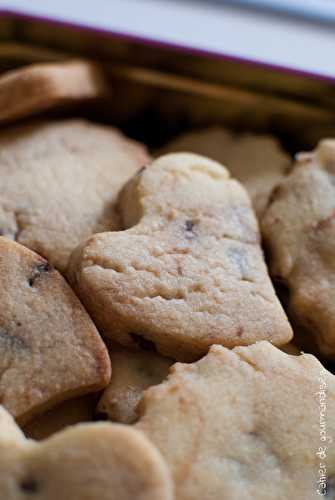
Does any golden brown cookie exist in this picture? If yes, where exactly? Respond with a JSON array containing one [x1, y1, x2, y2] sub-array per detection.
[[23, 395, 96, 441], [69, 153, 292, 361], [262, 140, 335, 358], [0, 237, 111, 424], [97, 343, 172, 424], [0, 406, 173, 500], [158, 127, 291, 216], [0, 119, 149, 272], [137, 341, 335, 500], [0, 60, 107, 123]]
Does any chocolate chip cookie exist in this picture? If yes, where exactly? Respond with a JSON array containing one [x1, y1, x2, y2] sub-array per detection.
[[69, 153, 292, 361], [0, 237, 111, 424], [0, 119, 149, 271]]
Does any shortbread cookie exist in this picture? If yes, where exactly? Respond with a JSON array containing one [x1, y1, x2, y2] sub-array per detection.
[[158, 127, 291, 216], [0, 238, 111, 424], [0, 406, 173, 500], [262, 140, 335, 358], [0, 60, 107, 123], [69, 153, 292, 361], [97, 344, 172, 423], [0, 119, 149, 272], [23, 395, 96, 440], [137, 341, 335, 500]]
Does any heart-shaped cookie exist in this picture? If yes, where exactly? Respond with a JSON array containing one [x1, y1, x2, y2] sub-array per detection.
[[0, 237, 111, 424], [69, 153, 292, 361], [0, 406, 173, 500]]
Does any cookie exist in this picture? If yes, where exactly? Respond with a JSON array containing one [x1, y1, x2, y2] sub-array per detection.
[[0, 406, 173, 500], [0, 119, 149, 272], [23, 395, 96, 441], [158, 127, 290, 216], [262, 140, 335, 358], [97, 343, 172, 423], [137, 341, 335, 500], [0, 60, 107, 123], [0, 237, 111, 424], [69, 153, 292, 361]]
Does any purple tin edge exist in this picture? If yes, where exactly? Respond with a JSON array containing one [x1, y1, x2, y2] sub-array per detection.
[[1, 7, 334, 85]]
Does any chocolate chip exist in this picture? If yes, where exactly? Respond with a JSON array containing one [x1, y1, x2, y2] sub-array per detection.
[[0, 328, 26, 350], [20, 478, 39, 494], [28, 261, 53, 287], [185, 219, 198, 239], [130, 333, 157, 352], [37, 262, 52, 273], [248, 431, 260, 439], [185, 220, 195, 232]]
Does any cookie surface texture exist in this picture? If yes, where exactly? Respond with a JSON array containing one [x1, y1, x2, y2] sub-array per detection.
[[0, 237, 111, 424], [0, 119, 149, 271], [0, 406, 173, 500], [69, 153, 292, 361], [137, 341, 335, 500], [262, 140, 335, 358]]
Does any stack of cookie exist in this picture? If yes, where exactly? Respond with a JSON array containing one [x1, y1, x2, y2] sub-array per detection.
[[0, 60, 334, 500]]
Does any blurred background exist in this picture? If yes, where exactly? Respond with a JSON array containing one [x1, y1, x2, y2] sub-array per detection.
[[2, 0, 335, 78]]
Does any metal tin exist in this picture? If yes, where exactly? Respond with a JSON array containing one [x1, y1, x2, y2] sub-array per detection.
[[0, 9, 334, 152]]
